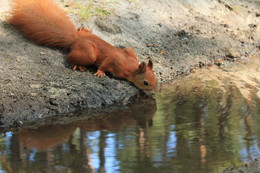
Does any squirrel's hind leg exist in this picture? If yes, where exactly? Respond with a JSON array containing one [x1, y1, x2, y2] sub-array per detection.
[[76, 27, 92, 37], [67, 42, 97, 72], [77, 27, 91, 33]]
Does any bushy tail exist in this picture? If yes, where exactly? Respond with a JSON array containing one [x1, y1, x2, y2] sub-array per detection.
[[9, 0, 77, 49]]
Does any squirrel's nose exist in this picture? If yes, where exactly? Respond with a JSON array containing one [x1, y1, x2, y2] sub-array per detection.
[[143, 90, 156, 97]]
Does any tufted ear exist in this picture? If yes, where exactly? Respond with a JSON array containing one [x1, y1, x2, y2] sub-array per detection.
[[148, 60, 153, 69], [136, 61, 147, 74], [124, 47, 137, 59]]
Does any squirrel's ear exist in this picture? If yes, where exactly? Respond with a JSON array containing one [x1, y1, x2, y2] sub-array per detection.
[[136, 62, 147, 74], [148, 60, 153, 69], [124, 47, 137, 59]]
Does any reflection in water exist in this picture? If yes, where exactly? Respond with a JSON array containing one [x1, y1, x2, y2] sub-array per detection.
[[0, 99, 157, 173], [0, 57, 260, 173]]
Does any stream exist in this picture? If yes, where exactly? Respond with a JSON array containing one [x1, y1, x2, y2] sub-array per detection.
[[0, 55, 259, 173]]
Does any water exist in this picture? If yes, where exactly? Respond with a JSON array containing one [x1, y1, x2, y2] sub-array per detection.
[[0, 57, 259, 173]]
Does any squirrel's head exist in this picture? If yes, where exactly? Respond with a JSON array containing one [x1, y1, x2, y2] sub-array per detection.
[[131, 60, 157, 92]]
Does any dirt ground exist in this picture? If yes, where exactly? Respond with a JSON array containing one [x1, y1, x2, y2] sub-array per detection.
[[0, 0, 259, 129]]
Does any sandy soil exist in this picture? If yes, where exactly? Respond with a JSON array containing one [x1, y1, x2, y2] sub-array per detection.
[[0, 0, 259, 129]]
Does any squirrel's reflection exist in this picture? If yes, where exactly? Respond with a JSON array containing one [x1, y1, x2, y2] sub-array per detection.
[[17, 99, 156, 151]]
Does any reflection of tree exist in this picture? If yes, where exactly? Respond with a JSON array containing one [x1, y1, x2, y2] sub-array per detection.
[[45, 149, 54, 173], [217, 92, 232, 139], [98, 131, 106, 173], [0, 141, 12, 173], [0, 149, 11, 173], [255, 100, 260, 161], [174, 95, 208, 172], [136, 127, 153, 173], [199, 111, 206, 165], [243, 84, 258, 162], [154, 83, 253, 172], [80, 131, 95, 173], [10, 133, 21, 173]]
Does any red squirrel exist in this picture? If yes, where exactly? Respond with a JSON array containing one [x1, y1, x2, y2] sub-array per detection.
[[8, 0, 157, 91]]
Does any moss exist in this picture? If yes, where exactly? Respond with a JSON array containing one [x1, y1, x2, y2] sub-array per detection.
[[70, 1, 113, 20]]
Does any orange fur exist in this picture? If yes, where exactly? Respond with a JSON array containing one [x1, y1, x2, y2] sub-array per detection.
[[9, 0, 157, 91]]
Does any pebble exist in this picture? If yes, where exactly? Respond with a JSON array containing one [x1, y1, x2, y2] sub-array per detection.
[[30, 84, 42, 89], [214, 59, 224, 65], [224, 48, 241, 59]]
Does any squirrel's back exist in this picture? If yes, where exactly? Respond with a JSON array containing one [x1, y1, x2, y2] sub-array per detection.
[[9, 0, 77, 48]]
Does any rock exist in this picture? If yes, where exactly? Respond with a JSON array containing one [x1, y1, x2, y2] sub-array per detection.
[[95, 18, 122, 34], [214, 59, 225, 65], [30, 84, 42, 89], [224, 48, 241, 59]]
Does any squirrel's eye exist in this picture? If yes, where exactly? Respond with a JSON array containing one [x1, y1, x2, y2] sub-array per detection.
[[143, 81, 149, 86]]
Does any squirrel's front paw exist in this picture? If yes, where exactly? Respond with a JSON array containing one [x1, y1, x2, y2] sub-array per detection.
[[73, 65, 87, 72], [94, 70, 106, 77]]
